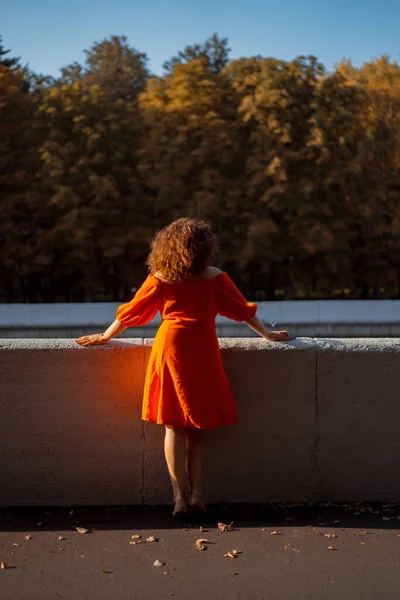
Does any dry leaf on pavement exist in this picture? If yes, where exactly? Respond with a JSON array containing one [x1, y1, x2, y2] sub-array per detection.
[[146, 536, 158, 543], [224, 552, 236, 559], [153, 560, 164, 567], [284, 544, 301, 552], [195, 538, 210, 551], [13, 543, 21, 547], [325, 534, 337, 539], [218, 522, 234, 532], [57, 536, 65, 541], [232, 549, 242, 555], [327, 546, 339, 551], [25, 535, 32, 540], [76, 527, 90, 534], [1, 562, 10, 569], [270, 531, 282, 536], [131, 535, 142, 539]]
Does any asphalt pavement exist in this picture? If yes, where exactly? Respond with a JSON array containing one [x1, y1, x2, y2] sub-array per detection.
[[1, 502, 400, 600]]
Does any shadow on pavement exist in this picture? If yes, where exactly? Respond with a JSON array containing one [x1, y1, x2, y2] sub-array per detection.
[[1, 502, 400, 533]]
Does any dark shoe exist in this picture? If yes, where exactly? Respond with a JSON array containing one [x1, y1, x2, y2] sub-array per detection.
[[189, 493, 207, 514], [172, 498, 188, 519]]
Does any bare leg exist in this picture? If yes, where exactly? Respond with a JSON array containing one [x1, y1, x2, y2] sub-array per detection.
[[184, 427, 205, 509], [164, 425, 187, 507]]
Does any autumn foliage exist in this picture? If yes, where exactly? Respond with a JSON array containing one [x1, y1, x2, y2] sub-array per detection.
[[1, 34, 399, 301]]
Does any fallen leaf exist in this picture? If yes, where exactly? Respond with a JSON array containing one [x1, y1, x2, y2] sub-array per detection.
[[131, 534, 142, 539], [199, 526, 208, 532], [270, 531, 282, 536], [196, 539, 210, 545], [57, 536, 65, 541], [76, 527, 90, 534], [146, 536, 158, 543], [196, 544, 206, 551], [100, 568, 112, 574], [25, 535, 32, 540], [218, 522, 234, 532], [12, 543, 21, 547], [284, 544, 301, 553], [1, 562, 10, 569], [232, 549, 242, 555], [129, 540, 144, 545], [327, 546, 339, 551], [224, 552, 236, 559], [153, 560, 164, 567], [325, 534, 338, 539]]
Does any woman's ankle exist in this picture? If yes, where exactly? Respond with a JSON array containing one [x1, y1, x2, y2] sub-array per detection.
[[173, 495, 187, 503]]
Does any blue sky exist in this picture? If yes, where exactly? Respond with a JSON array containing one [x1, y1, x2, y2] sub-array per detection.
[[2, 0, 400, 76]]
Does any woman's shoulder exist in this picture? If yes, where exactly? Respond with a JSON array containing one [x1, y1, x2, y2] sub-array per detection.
[[151, 267, 224, 283], [201, 266, 224, 279]]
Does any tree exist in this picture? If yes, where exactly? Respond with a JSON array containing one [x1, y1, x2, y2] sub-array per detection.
[[163, 33, 230, 74], [139, 55, 247, 273], [0, 41, 44, 301], [0, 36, 20, 70], [336, 56, 400, 297], [61, 36, 150, 101], [35, 80, 150, 300]]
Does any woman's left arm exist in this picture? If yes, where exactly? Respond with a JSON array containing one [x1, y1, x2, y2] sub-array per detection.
[[76, 319, 127, 347]]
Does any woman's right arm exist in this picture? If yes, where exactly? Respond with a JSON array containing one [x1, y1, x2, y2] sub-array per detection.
[[244, 314, 295, 341]]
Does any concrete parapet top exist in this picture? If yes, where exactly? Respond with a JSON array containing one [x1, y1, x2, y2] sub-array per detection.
[[1, 337, 400, 353]]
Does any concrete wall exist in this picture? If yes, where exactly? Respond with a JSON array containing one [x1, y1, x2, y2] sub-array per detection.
[[2, 299, 400, 338], [1, 338, 400, 507]]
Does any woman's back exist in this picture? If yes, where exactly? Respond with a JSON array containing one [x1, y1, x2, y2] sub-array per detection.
[[116, 268, 258, 327], [154, 267, 224, 325]]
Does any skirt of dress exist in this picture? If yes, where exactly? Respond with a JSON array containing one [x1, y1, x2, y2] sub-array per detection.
[[142, 321, 238, 429]]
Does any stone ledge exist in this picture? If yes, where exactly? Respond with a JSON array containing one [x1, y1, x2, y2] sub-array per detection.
[[1, 338, 399, 506]]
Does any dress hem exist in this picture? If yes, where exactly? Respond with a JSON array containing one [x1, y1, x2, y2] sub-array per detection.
[[141, 417, 238, 430]]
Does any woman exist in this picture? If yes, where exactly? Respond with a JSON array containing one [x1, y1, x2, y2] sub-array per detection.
[[76, 218, 295, 518]]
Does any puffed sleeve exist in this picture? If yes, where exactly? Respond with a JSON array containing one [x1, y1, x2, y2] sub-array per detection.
[[116, 275, 162, 326], [216, 272, 258, 322]]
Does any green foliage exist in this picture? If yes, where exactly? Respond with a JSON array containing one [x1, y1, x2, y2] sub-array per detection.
[[1, 34, 400, 301]]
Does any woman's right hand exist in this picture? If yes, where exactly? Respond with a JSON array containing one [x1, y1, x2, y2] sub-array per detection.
[[264, 330, 296, 341]]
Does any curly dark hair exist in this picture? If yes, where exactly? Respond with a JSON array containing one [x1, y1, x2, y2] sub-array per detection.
[[146, 218, 218, 282]]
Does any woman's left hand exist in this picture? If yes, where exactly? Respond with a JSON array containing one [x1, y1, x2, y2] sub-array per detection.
[[76, 334, 107, 347]]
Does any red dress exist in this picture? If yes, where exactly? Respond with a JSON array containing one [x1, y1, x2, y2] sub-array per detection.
[[116, 272, 257, 429]]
